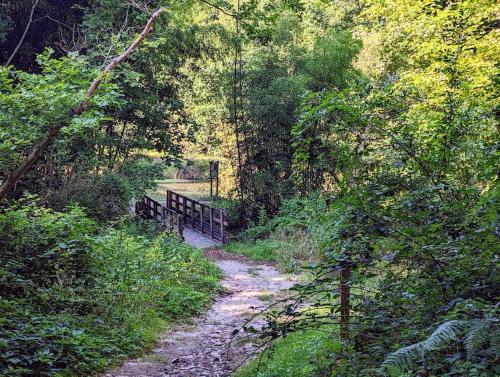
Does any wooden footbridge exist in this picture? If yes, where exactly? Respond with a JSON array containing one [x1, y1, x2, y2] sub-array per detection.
[[135, 190, 228, 244]]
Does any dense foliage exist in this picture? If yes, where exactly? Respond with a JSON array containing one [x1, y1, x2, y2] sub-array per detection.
[[225, 0, 499, 375], [0, 0, 498, 375], [0, 0, 205, 214], [0, 199, 219, 375]]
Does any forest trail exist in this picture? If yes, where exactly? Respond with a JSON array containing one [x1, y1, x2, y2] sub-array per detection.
[[106, 249, 295, 377]]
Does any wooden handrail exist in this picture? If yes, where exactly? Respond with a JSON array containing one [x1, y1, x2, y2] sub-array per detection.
[[135, 195, 184, 240], [135, 192, 228, 244], [166, 190, 228, 243]]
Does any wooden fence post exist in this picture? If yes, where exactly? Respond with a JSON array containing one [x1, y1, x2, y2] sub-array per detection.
[[166, 190, 172, 210], [210, 207, 214, 239], [178, 214, 184, 241], [220, 209, 225, 242]]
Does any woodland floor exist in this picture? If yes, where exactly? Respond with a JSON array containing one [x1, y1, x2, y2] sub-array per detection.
[[105, 248, 295, 377]]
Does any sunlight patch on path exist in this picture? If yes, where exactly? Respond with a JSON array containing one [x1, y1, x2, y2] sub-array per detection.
[[105, 252, 294, 377]]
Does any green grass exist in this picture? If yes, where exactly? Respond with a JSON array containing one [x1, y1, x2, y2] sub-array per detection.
[[225, 239, 280, 262], [224, 238, 313, 273], [147, 179, 211, 202], [235, 328, 341, 377], [257, 293, 273, 302]]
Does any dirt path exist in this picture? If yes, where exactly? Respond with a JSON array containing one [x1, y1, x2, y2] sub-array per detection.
[[106, 249, 294, 377]]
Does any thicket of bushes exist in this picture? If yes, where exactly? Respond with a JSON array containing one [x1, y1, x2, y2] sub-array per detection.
[[232, 186, 499, 376], [226, 195, 333, 271], [0, 199, 220, 376], [45, 158, 164, 222]]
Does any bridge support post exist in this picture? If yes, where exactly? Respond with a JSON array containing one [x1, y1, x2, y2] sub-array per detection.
[[166, 191, 172, 211], [210, 207, 214, 239], [220, 209, 225, 242]]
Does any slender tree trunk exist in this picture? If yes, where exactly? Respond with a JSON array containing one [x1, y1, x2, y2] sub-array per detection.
[[4, 0, 40, 67], [0, 7, 165, 202], [110, 122, 128, 171], [339, 265, 351, 341], [232, 2, 246, 214]]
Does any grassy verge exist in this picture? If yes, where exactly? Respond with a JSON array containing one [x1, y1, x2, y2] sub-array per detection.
[[224, 239, 279, 262], [235, 328, 341, 377], [224, 236, 318, 273]]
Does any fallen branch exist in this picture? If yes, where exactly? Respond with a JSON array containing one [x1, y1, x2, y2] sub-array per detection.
[[0, 7, 165, 201]]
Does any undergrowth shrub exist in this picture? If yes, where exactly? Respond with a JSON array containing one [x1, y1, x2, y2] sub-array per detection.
[[0, 198, 96, 306], [226, 231, 318, 273], [89, 229, 219, 321], [47, 158, 164, 222], [231, 184, 498, 375], [0, 199, 220, 376], [235, 328, 341, 377], [229, 195, 335, 270]]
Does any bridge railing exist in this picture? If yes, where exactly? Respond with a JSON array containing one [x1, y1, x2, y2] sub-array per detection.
[[166, 190, 228, 243], [135, 195, 184, 240]]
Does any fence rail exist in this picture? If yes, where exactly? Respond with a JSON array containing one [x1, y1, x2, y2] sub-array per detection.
[[135, 196, 184, 240], [166, 190, 228, 243]]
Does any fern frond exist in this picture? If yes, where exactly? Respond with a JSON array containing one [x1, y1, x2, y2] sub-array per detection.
[[382, 343, 421, 370], [465, 320, 492, 360], [382, 320, 468, 370], [491, 329, 500, 358], [421, 320, 467, 350]]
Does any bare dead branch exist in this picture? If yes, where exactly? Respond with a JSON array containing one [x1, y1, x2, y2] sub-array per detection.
[[33, 15, 73, 31], [5, 0, 40, 67], [102, 2, 131, 67]]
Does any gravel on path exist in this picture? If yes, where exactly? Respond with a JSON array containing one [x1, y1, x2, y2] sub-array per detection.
[[106, 250, 294, 377]]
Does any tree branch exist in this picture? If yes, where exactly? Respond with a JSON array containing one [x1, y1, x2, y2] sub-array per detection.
[[198, 0, 237, 18], [0, 7, 165, 201], [5, 0, 40, 67]]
